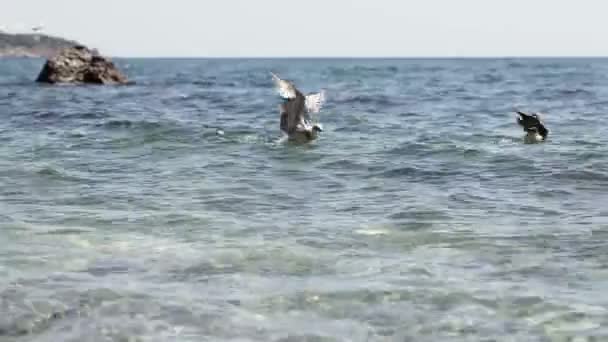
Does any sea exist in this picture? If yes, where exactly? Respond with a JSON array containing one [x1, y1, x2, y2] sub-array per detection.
[[1, 57, 608, 341]]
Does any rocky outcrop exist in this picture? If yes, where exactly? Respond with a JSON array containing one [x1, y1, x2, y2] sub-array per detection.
[[36, 45, 129, 85], [0, 32, 79, 58]]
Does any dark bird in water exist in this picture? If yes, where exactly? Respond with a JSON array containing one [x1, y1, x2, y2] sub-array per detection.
[[271, 72, 325, 143], [516, 110, 549, 143]]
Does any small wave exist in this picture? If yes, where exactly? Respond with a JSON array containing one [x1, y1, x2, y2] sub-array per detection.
[[384, 141, 484, 160], [35, 226, 95, 236], [384, 142, 433, 157], [531, 87, 594, 101], [377, 165, 459, 182], [192, 80, 216, 87], [536, 188, 575, 198], [0, 309, 78, 337], [474, 73, 504, 84], [85, 260, 139, 277], [34, 166, 89, 183], [73, 111, 107, 119], [328, 65, 399, 76], [388, 208, 451, 222], [0, 287, 123, 338], [574, 151, 607, 162], [321, 159, 368, 171], [36, 166, 63, 177], [26, 109, 107, 121], [448, 192, 493, 205], [553, 169, 608, 183], [333, 94, 399, 107], [507, 61, 526, 69], [95, 118, 211, 148], [558, 89, 594, 97], [0, 81, 44, 87], [97, 119, 163, 130], [33, 111, 56, 119], [66, 130, 87, 138]]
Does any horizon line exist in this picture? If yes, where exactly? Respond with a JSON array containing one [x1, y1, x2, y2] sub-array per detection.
[[105, 55, 608, 59]]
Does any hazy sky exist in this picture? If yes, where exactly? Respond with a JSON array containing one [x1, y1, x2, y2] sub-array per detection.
[[1, 0, 606, 57]]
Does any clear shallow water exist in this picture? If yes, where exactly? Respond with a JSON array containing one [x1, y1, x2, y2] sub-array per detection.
[[1, 57, 608, 341]]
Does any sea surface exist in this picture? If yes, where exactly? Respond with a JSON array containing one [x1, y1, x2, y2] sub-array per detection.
[[1, 57, 608, 341]]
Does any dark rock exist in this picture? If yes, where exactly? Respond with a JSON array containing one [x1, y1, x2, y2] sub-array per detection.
[[36, 45, 129, 85]]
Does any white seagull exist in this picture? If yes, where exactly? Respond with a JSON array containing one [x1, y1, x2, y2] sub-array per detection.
[[271, 72, 326, 143]]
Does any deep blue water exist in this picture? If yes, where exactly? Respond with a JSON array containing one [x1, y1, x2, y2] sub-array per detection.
[[1, 57, 608, 341]]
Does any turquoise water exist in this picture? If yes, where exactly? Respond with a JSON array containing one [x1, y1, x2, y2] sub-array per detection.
[[1, 58, 608, 341]]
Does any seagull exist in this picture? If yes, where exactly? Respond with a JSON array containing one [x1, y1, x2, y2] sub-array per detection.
[[516, 110, 549, 143], [271, 72, 326, 143]]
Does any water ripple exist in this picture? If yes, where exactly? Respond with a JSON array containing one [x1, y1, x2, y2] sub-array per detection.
[[1, 58, 608, 341]]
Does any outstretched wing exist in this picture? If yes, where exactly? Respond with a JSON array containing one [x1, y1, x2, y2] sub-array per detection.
[[516, 111, 526, 127], [305, 90, 326, 114], [271, 72, 297, 100], [516, 111, 540, 128]]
